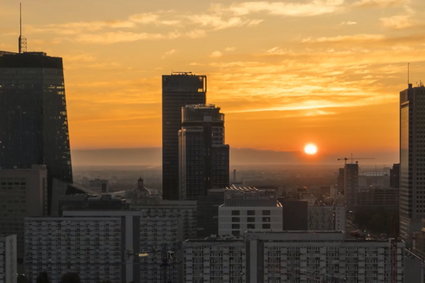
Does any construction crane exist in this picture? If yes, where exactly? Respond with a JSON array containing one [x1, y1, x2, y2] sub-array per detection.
[[337, 154, 375, 165]]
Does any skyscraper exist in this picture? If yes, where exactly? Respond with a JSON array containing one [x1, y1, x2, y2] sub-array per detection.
[[399, 84, 425, 244], [343, 162, 359, 210], [0, 52, 73, 183], [162, 73, 206, 200], [178, 104, 229, 200]]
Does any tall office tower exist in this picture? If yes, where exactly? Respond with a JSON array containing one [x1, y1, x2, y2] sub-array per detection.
[[400, 84, 425, 245], [0, 52, 73, 186], [343, 162, 359, 210], [162, 73, 206, 200], [178, 104, 229, 200]]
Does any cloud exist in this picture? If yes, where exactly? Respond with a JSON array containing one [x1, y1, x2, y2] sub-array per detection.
[[210, 51, 223, 58], [75, 31, 166, 44], [226, 0, 345, 17], [353, 0, 407, 7], [302, 34, 385, 43], [380, 14, 413, 29], [341, 21, 357, 25], [161, 49, 176, 59], [189, 14, 262, 30]]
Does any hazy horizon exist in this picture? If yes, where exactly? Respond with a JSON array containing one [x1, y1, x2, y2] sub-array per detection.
[[71, 147, 398, 167]]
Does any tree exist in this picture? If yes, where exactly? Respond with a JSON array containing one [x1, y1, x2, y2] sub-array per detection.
[[60, 273, 81, 283], [36, 272, 51, 283]]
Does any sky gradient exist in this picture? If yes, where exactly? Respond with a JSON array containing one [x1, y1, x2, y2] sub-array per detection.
[[1, 0, 425, 158]]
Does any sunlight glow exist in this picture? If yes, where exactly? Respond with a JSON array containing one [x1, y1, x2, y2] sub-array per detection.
[[304, 143, 318, 155]]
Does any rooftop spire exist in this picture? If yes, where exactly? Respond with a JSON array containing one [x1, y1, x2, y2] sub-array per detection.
[[18, 3, 27, 53]]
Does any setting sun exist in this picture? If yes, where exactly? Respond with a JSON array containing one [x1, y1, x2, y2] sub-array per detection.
[[304, 143, 318, 155]]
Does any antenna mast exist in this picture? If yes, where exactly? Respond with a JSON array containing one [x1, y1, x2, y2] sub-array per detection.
[[407, 63, 410, 86], [18, 2, 27, 53]]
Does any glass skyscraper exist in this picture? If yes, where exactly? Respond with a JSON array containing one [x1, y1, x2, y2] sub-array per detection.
[[0, 52, 73, 184], [162, 73, 206, 200], [399, 84, 425, 245], [178, 104, 229, 200]]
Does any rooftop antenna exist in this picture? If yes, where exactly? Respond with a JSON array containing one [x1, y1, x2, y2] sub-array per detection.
[[407, 63, 410, 86], [18, 2, 27, 53]]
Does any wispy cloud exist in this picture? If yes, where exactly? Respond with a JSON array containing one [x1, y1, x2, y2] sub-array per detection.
[[380, 14, 413, 29], [353, 0, 407, 7], [341, 21, 357, 25], [210, 50, 223, 58], [302, 34, 385, 43], [226, 0, 345, 17], [161, 49, 176, 59]]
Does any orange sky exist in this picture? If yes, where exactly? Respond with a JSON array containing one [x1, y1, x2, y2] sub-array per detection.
[[1, 0, 425, 155]]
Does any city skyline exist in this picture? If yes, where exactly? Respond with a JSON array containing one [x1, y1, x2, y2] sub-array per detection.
[[1, 0, 425, 158]]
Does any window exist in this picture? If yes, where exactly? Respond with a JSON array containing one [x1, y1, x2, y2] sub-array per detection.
[[232, 224, 240, 229], [262, 224, 271, 229], [262, 210, 271, 215], [231, 210, 240, 216], [262, 217, 271, 222], [247, 210, 255, 215], [247, 224, 255, 229], [247, 217, 255, 222], [232, 217, 240, 222]]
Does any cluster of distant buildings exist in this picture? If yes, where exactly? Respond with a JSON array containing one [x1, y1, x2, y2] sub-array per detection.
[[1, 36, 425, 282]]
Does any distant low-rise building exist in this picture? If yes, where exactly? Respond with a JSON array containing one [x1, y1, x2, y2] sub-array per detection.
[[218, 185, 283, 236], [308, 204, 346, 231]]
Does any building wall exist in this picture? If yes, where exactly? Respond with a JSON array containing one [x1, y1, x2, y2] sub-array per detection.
[[0, 235, 17, 283], [25, 217, 123, 283], [62, 206, 195, 283], [183, 233, 404, 283], [218, 206, 283, 236], [183, 239, 246, 283], [0, 165, 47, 258], [258, 239, 403, 283], [308, 205, 346, 231]]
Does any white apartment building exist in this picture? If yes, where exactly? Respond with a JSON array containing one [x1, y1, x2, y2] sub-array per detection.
[[0, 165, 47, 258], [218, 185, 283, 236], [0, 235, 17, 283], [183, 232, 404, 283]]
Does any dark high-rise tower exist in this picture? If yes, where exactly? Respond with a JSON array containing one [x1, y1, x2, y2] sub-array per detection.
[[0, 52, 73, 184], [162, 73, 206, 200], [178, 104, 229, 200], [399, 84, 425, 245], [343, 162, 359, 210]]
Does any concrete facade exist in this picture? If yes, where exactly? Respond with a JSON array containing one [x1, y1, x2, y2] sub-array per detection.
[[0, 235, 17, 283], [0, 165, 47, 258]]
